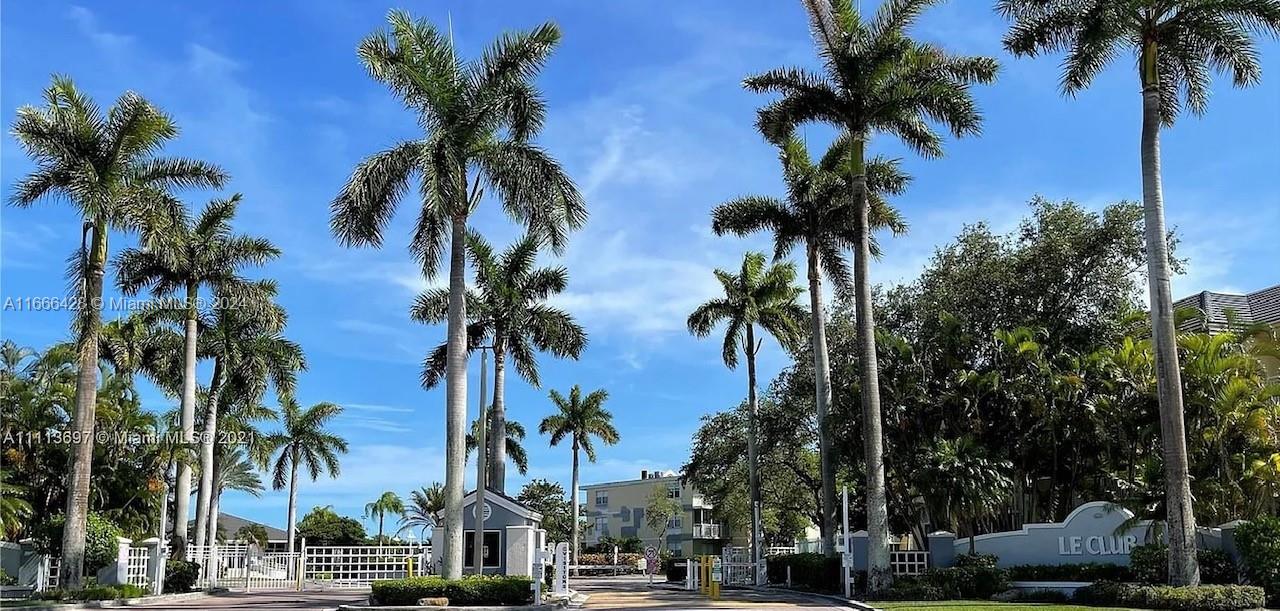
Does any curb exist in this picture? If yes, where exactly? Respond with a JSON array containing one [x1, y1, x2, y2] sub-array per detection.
[[746, 585, 879, 611], [339, 604, 566, 611], [25, 588, 230, 609]]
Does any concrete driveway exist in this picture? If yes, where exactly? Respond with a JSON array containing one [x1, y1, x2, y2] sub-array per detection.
[[574, 575, 854, 610]]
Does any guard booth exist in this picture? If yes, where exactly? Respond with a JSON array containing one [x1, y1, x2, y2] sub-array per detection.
[[461, 489, 546, 576]]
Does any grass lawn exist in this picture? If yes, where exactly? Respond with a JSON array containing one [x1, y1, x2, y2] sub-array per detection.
[[875, 602, 1135, 611]]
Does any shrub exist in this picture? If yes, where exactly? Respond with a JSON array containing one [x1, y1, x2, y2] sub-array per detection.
[[1074, 581, 1264, 611], [992, 588, 1071, 603], [873, 576, 943, 601], [33, 512, 123, 574], [1006, 562, 1132, 582], [0, 568, 15, 586], [163, 559, 201, 593], [923, 563, 1009, 600], [1131, 544, 1238, 585], [371, 575, 533, 606], [1237, 516, 1280, 607], [34, 583, 147, 601], [764, 553, 841, 593], [576, 552, 643, 567]]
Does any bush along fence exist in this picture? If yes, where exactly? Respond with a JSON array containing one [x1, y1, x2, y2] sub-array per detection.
[[757, 500, 1280, 610]]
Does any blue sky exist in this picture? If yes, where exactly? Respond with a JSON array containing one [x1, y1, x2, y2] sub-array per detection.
[[2, 1, 1278, 536]]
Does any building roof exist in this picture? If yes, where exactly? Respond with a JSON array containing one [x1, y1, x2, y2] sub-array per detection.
[[188, 513, 288, 542], [1174, 284, 1280, 332], [581, 471, 680, 490], [463, 487, 542, 521]]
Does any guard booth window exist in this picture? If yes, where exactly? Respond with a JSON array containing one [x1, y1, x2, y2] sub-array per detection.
[[464, 531, 501, 568]]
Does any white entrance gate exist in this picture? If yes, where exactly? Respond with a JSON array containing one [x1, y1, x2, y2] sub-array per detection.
[[303, 545, 427, 589], [720, 546, 758, 586]]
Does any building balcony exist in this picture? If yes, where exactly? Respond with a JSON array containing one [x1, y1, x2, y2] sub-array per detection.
[[691, 523, 723, 539], [690, 495, 713, 509]]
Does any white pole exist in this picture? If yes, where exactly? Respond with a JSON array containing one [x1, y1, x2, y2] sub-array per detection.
[[842, 486, 850, 599]]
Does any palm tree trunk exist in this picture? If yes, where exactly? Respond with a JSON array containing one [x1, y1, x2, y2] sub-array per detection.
[[806, 242, 837, 556], [489, 338, 507, 493], [174, 281, 200, 560], [206, 442, 225, 547], [1140, 45, 1199, 586], [745, 324, 763, 582], [60, 220, 107, 588], [571, 440, 581, 570], [208, 490, 221, 545], [194, 359, 224, 549], [287, 449, 299, 554], [441, 214, 469, 579], [157, 470, 170, 541], [851, 136, 892, 592]]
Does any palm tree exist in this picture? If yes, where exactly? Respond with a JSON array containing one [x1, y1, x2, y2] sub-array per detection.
[[687, 252, 805, 576], [330, 11, 583, 578], [711, 133, 908, 556], [744, 0, 997, 590], [539, 385, 619, 566], [193, 285, 300, 547], [117, 194, 280, 549], [263, 398, 348, 553], [417, 234, 586, 493], [0, 469, 33, 540], [916, 436, 1014, 554], [207, 398, 279, 547], [399, 483, 446, 543], [467, 417, 531, 477], [207, 448, 265, 542], [9, 77, 225, 581], [997, 0, 1280, 585], [365, 491, 407, 546]]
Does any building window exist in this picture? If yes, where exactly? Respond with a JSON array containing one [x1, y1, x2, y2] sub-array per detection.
[[463, 531, 501, 568], [667, 484, 680, 499], [594, 516, 608, 535], [669, 543, 683, 557], [595, 491, 608, 507], [668, 516, 682, 529]]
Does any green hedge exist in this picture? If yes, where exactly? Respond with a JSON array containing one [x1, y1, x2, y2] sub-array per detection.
[[764, 553, 841, 593], [1130, 544, 1237, 585], [1237, 516, 1280, 607], [871, 554, 1008, 601], [1073, 581, 1263, 611], [1006, 562, 1132, 582], [34, 583, 147, 601], [371, 575, 533, 606]]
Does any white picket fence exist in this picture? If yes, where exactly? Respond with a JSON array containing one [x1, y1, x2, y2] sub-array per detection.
[[183, 543, 431, 591]]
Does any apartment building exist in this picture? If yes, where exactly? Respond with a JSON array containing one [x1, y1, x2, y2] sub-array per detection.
[[1174, 283, 1280, 332], [581, 470, 727, 557]]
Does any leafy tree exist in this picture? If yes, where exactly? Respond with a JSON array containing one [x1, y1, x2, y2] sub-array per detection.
[[331, 11, 583, 578], [263, 398, 348, 553], [417, 234, 585, 493], [400, 483, 446, 543], [466, 417, 529, 476], [297, 506, 366, 547], [9, 77, 225, 580], [998, 0, 1280, 585], [516, 479, 573, 546], [365, 491, 407, 546], [644, 484, 682, 553], [540, 385, 619, 564], [745, 0, 996, 588], [688, 252, 804, 567], [117, 194, 281, 550]]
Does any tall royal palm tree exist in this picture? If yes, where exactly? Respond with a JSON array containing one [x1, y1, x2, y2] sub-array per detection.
[[365, 491, 407, 545], [417, 234, 586, 493], [997, 0, 1280, 585], [539, 386, 619, 566], [263, 398, 348, 553], [9, 77, 225, 581], [207, 448, 265, 542], [688, 252, 805, 577], [116, 194, 280, 549], [467, 417, 531, 477], [331, 11, 583, 577], [399, 482, 446, 543], [711, 134, 907, 556], [745, 0, 997, 589]]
